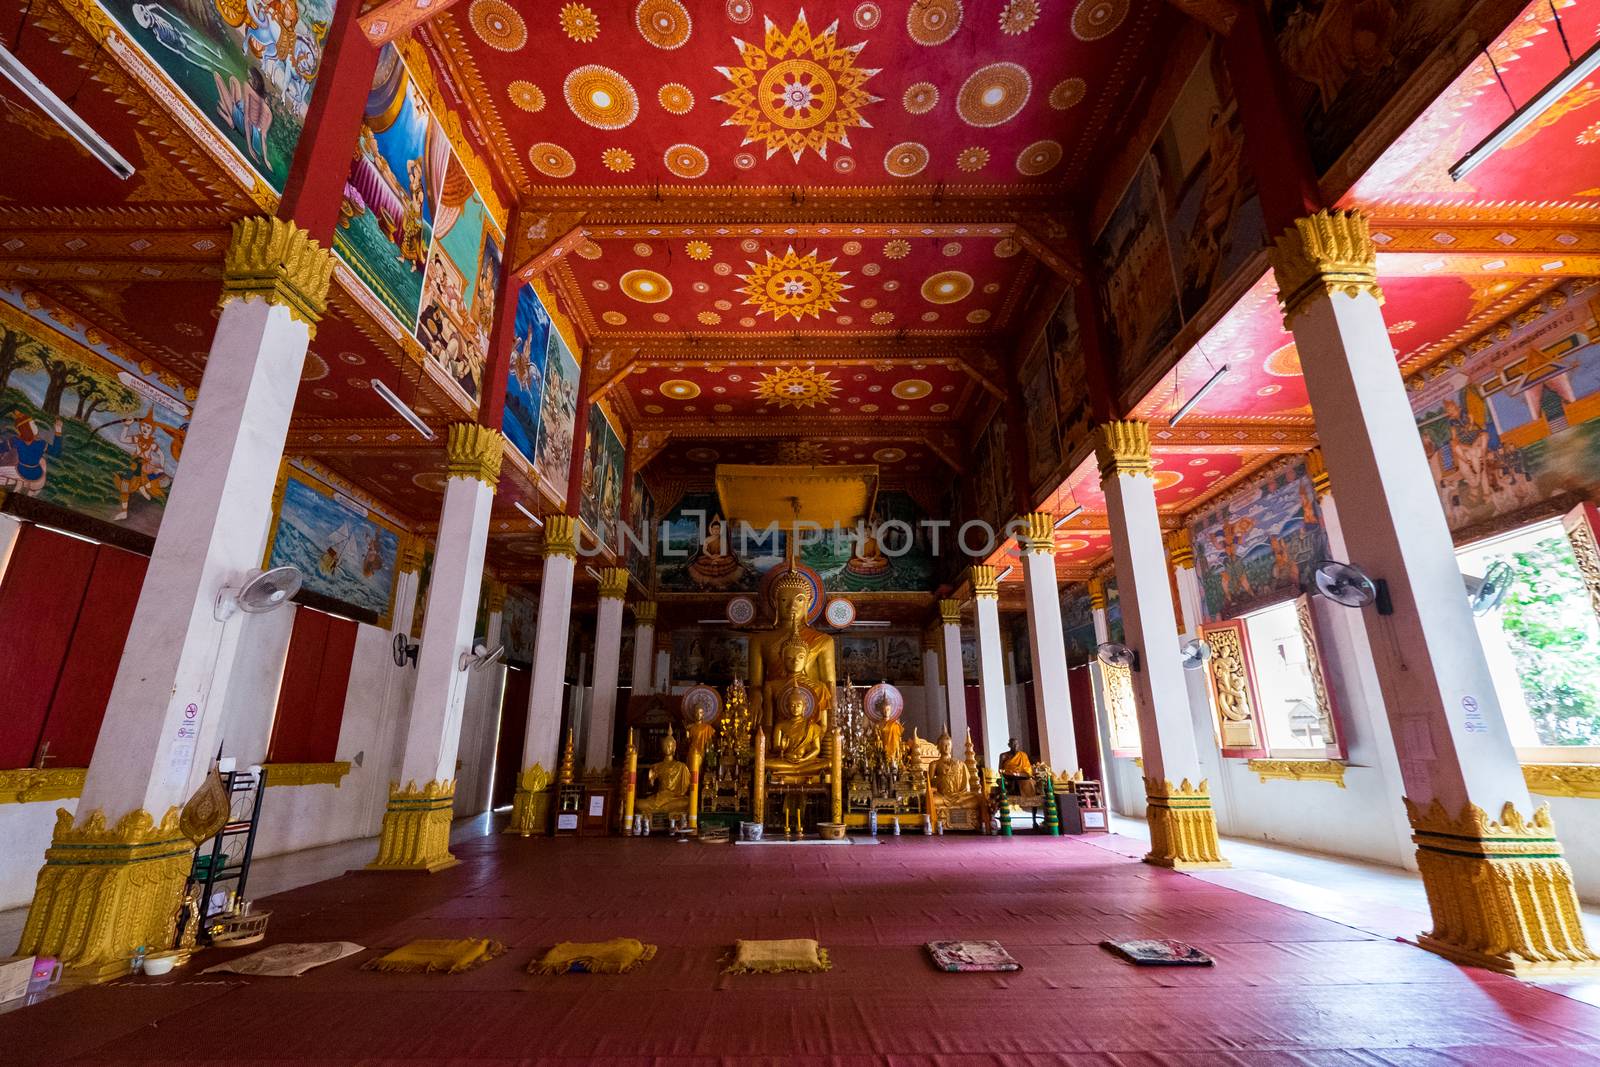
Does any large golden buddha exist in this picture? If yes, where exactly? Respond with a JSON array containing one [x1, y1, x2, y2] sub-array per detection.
[[750, 569, 836, 728]]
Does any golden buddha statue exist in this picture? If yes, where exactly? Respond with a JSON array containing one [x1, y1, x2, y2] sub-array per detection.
[[684, 704, 715, 762], [750, 569, 836, 728], [874, 694, 904, 767], [765, 686, 827, 776], [635, 731, 691, 817], [927, 730, 984, 825]]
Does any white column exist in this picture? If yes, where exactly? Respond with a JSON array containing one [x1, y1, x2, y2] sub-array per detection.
[[938, 598, 965, 735], [1018, 514, 1079, 772], [584, 568, 628, 771], [1100, 421, 1226, 867], [1166, 529, 1234, 829], [970, 566, 1008, 768], [1089, 578, 1110, 644], [653, 648, 671, 692], [631, 601, 657, 697], [369, 424, 501, 872], [453, 594, 506, 816], [17, 219, 333, 975], [507, 514, 577, 834], [920, 629, 943, 738]]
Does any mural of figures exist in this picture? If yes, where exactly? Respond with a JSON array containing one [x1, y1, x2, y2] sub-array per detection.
[[671, 631, 748, 685], [1047, 288, 1093, 474], [533, 326, 579, 498], [820, 490, 936, 593], [103, 0, 330, 190], [883, 635, 921, 684], [960, 635, 978, 684], [501, 589, 537, 665], [1021, 333, 1060, 490], [334, 47, 440, 327], [501, 283, 548, 462], [0, 295, 189, 538], [969, 413, 1014, 532], [265, 469, 402, 624], [1060, 584, 1097, 664], [1105, 578, 1124, 646], [417, 161, 502, 403], [579, 404, 624, 549], [839, 636, 886, 683], [655, 491, 785, 593], [1413, 283, 1600, 536], [1189, 456, 1330, 622], [1267, 0, 1471, 174], [627, 472, 653, 585], [1151, 43, 1264, 323], [1095, 156, 1182, 389]]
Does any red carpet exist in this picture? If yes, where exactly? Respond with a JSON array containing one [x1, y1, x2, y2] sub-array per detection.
[[7, 826, 1600, 1064]]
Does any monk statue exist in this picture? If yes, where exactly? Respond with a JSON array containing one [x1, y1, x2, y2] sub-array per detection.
[[750, 569, 836, 728], [635, 731, 691, 817], [765, 686, 827, 776], [684, 704, 715, 763], [1000, 737, 1036, 797], [874, 693, 904, 768], [928, 730, 984, 825]]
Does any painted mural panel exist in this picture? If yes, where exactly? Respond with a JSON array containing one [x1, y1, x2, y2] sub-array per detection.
[[671, 632, 748, 685], [1188, 456, 1329, 622], [1151, 43, 1264, 323], [418, 164, 502, 402], [1413, 283, 1600, 537], [838, 636, 885, 683], [655, 491, 786, 593], [579, 404, 624, 550], [1060, 584, 1098, 664], [336, 48, 440, 327], [1020, 333, 1060, 490], [0, 293, 189, 538], [533, 327, 580, 499], [883, 635, 921, 684], [502, 589, 537, 664], [265, 466, 402, 624], [627, 472, 654, 585], [1095, 156, 1182, 388], [99, 0, 329, 191], [1047, 288, 1093, 471], [1268, 0, 1476, 175], [501, 283, 548, 462], [968, 411, 1014, 533]]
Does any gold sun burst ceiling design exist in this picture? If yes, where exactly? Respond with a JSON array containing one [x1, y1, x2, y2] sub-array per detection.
[[714, 12, 882, 163], [736, 246, 852, 321], [752, 366, 842, 410]]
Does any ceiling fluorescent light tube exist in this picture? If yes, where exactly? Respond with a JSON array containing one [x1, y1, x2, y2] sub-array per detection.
[[371, 378, 436, 440], [997, 567, 1014, 582], [0, 47, 135, 180], [1451, 38, 1600, 181], [1054, 506, 1083, 528], [513, 500, 544, 526], [1170, 364, 1229, 427]]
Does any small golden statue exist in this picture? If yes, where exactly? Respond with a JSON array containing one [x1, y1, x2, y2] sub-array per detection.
[[635, 730, 691, 818], [684, 703, 716, 763], [927, 730, 984, 825]]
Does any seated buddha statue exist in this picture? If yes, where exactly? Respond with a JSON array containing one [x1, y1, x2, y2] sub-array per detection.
[[764, 686, 827, 777], [750, 568, 836, 728], [635, 731, 691, 817], [928, 731, 984, 823], [760, 628, 835, 733]]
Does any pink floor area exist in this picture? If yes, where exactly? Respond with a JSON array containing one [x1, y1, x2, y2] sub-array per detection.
[[7, 827, 1600, 1064]]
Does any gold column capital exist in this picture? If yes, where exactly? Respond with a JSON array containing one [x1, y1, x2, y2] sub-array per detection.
[[938, 598, 963, 625], [1305, 447, 1332, 498], [969, 565, 999, 599], [634, 601, 658, 626], [397, 536, 426, 575], [1087, 576, 1107, 612], [543, 514, 577, 559], [484, 580, 507, 613], [921, 627, 942, 653], [220, 216, 333, 328], [445, 423, 505, 487], [1019, 512, 1056, 554], [1165, 528, 1194, 569], [1269, 209, 1383, 326], [598, 566, 629, 600], [1095, 420, 1152, 481]]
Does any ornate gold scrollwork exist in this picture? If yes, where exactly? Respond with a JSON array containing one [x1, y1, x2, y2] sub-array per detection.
[[1269, 210, 1383, 326]]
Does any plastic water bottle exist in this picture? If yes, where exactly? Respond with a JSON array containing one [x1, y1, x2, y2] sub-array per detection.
[[868, 810, 878, 837], [131, 945, 147, 974]]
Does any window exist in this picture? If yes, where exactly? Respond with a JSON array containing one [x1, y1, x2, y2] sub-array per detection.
[[1240, 600, 1328, 758], [1457, 518, 1600, 759]]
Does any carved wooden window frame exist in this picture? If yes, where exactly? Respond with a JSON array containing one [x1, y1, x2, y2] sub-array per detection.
[[1199, 619, 1269, 758]]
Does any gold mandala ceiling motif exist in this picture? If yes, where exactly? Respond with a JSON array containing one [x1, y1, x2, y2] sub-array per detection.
[[752, 366, 842, 410], [736, 246, 852, 321], [714, 13, 882, 163]]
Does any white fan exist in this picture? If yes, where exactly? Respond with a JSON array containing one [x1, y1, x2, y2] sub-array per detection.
[[392, 633, 419, 668], [1180, 638, 1212, 671], [1465, 559, 1515, 616], [214, 566, 302, 621], [1309, 559, 1379, 607], [1097, 642, 1140, 670], [459, 641, 506, 672]]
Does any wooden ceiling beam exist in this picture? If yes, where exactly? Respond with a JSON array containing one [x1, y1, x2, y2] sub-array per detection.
[[359, 0, 466, 45]]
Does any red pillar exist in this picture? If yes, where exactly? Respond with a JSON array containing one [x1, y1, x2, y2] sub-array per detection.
[[477, 208, 522, 433], [276, 0, 382, 244]]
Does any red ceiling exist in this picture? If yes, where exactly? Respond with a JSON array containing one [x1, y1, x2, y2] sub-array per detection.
[[434, 0, 1172, 191], [560, 232, 1033, 337], [620, 356, 976, 419]]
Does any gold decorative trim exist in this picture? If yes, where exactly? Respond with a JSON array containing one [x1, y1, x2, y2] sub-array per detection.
[[1248, 759, 1347, 787], [1165, 528, 1194, 569], [1270, 210, 1383, 325], [484, 581, 508, 614], [1405, 798, 1600, 976], [0, 767, 87, 804], [634, 601, 658, 626], [1305, 448, 1332, 499], [445, 423, 506, 487], [1524, 764, 1600, 799], [369, 780, 458, 872], [543, 514, 578, 559], [1563, 505, 1600, 623], [969, 565, 999, 599], [1087, 577, 1107, 613], [397, 536, 427, 575], [1095, 421, 1152, 480], [262, 762, 352, 788], [1295, 595, 1341, 750], [1143, 778, 1228, 869], [598, 567, 630, 600], [1019, 512, 1055, 554], [219, 217, 333, 328], [506, 765, 553, 837], [938, 598, 962, 625], [19, 806, 191, 981]]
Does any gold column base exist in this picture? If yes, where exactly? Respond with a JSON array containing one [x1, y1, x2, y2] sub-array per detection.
[[1407, 798, 1600, 977], [368, 780, 458, 872], [504, 765, 553, 837], [1142, 777, 1229, 870], [18, 807, 191, 982]]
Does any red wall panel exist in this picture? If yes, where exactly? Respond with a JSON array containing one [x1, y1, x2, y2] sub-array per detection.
[[0, 526, 97, 768]]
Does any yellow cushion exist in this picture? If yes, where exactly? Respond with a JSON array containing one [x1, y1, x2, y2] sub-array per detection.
[[723, 938, 832, 974], [530, 938, 657, 974], [365, 938, 504, 974]]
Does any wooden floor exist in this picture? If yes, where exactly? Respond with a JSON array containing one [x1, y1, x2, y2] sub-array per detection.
[[7, 823, 1600, 1064]]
